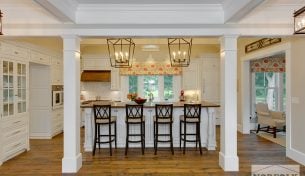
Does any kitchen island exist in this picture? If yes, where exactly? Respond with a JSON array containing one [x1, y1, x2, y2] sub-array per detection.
[[81, 101, 220, 152]]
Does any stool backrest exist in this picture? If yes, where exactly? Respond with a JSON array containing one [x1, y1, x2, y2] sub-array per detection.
[[155, 104, 173, 122], [184, 104, 201, 122], [93, 105, 111, 123], [126, 104, 144, 122]]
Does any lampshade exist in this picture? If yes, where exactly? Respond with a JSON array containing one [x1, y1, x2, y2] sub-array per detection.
[[168, 38, 192, 67], [294, 6, 305, 34], [0, 10, 3, 35], [107, 38, 135, 68]]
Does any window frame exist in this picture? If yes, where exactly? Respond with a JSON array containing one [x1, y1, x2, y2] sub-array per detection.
[[128, 75, 180, 102]]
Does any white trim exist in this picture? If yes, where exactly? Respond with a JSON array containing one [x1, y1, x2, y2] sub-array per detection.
[[237, 123, 243, 133], [219, 152, 239, 171], [287, 147, 305, 166], [62, 153, 82, 173], [241, 42, 299, 163]]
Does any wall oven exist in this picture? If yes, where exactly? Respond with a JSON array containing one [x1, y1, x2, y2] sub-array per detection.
[[52, 85, 63, 109]]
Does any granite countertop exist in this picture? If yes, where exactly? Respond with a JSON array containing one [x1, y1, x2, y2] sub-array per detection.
[[80, 100, 220, 108]]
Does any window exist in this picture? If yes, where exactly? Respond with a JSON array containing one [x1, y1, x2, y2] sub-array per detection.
[[252, 72, 286, 112], [128, 75, 176, 101]]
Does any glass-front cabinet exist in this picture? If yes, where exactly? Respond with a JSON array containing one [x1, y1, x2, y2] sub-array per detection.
[[1, 59, 28, 119]]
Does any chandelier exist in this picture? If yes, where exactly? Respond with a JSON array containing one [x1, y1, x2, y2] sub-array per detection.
[[0, 10, 3, 35], [168, 38, 192, 67], [107, 38, 135, 68], [294, 6, 305, 34]]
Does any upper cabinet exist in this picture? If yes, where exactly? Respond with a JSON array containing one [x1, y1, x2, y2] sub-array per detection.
[[82, 57, 111, 70], [51, 58, 63, 85], [111, 68, 120, 90], [182, 59, 202, 90], [30, 50, 51, 65]]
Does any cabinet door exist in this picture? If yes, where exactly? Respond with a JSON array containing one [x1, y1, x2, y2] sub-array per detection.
[[1, 60, 28, 119], [2, 60, 15, 118], [182, 60, 201, 90], [111, 68, 120, 90]]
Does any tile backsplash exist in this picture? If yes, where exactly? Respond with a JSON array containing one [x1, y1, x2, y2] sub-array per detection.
[[81, 82, 121, 101]]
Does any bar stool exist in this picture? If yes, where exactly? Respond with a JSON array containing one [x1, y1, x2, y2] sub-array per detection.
[[125, 104, 145, 155], [179, 103, 202, 155], [154, 104, 174, 155], [93, 104, 117, 156]]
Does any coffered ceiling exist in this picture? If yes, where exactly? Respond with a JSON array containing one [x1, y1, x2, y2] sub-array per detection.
[[0, 0, 305, 36], [75, 0, 225, 4]]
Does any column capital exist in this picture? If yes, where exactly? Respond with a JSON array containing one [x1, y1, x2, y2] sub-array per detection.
[[220, 35, 239, 52], [62, 35, 81, 53]]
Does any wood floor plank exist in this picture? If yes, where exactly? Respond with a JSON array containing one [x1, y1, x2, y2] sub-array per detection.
[[0, 127, 304, 175]]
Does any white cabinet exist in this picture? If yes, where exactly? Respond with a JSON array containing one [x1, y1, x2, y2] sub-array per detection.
[[0, 57, 29, 165], [51, 58, 63, 85], [82, 57, 111, 70], [52, 108, 63, 136], [111, 68, 120, 90], [182, 59, 202, 90], [30, 50, 51, 65]]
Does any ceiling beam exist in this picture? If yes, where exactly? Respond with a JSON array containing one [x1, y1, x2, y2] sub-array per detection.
[[224, 0, 266, 23], [33, 0, 77, 23]]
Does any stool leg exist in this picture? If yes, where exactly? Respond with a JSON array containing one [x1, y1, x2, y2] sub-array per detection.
[[143, 121, 146, 149], [183, 121, 186, 154], [109, 123, 112, 156], [197, 122, 202, 155], [125, 123, 129, 155], [115, 121, 117, 149], [141, 122, 144, 155], [195, 124, 198, 150], [98, 125, 101, 151], [170, 122, 174, 155], [179, 121, 182, 150], [153, 122, 156, 151], [93, 124, 97, 156], [273, 127, 277, 138], [155, 122, 158, 155]]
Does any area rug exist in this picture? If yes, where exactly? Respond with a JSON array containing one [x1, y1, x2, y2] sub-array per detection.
[[257, 132, 286, 147]]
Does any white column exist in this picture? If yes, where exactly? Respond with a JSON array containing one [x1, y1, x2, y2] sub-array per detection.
[[61, 35, 82, 173], [219, 36, 239, 171]]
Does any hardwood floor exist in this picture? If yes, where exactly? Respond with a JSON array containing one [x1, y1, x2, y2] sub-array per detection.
[[0, 127, 304, 175]]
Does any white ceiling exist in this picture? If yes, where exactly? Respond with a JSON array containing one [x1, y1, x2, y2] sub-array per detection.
[[75, 0, 224, 4]]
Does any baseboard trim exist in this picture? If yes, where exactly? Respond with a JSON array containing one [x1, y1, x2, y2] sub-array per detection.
[[30, 133, 52, 139], [237, 124, 243, 133], [287, 147, 305, 166], [219, 151, 239, 171], [62, 153, 82, 173]]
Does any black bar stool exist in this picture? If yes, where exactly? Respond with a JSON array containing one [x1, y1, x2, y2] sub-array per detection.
[[93, 104, 117, 156], [154, 104, 174, 155], [179, 103, 202, 155], [125, 104, 145, 155]]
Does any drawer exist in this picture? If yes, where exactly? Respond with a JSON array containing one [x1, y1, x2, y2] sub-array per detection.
[[1, 116, 27, 129], [0, 43, 29, 58], [12, 46, 29, 58], [31, 51, 50, 65], [3, 126, 27, 143], [52, 59, 63, 66], [3, 137, 27, 160], [0, 42, 13, 55]]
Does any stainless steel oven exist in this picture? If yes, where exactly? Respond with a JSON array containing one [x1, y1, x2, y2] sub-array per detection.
[[52, 85, 63, 109]]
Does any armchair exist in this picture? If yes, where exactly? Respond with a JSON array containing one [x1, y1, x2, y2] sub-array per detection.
[[255, 103, 285, 138]]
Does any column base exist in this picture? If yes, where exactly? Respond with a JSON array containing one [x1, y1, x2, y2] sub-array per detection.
[[219, 152, 239, 171], [62, 153, 82, 173]]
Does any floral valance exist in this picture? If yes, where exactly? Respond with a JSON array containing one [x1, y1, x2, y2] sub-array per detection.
[[250, 56, 285, 72], [120, 63, 182, 75]]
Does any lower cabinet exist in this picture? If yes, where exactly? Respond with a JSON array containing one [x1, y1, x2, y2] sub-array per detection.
[[52, 108, 63, 137], [0, 115, 29, 165]]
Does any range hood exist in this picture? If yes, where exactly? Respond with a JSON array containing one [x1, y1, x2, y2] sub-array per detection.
[[81, 70, 111, 82]]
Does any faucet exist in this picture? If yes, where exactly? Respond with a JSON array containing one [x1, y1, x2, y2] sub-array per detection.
[[148, 92, 154, 102]]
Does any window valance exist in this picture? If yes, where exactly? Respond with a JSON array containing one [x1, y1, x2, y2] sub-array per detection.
[[250, 56, 285, 72], [120, 63, 182, 75]]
